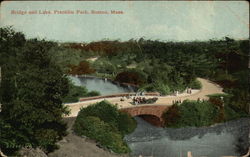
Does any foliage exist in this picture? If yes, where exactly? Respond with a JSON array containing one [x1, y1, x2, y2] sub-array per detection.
[[163, 104, 181, 127], [68, 61, 95, 75], [164, 97, 248, 128], [0, 27, 69, 154], [1, 27, 248, 155], [0, 118, 31, 154], [92, 57, 120, 77], [49, 37, 249, 116], [224, 104, 248, 121], [73, 116, 130, 153], [86, 91, 101, 97], [62, 82, 100, 103], [76, 101, 120, 128], [152, 81, 171, 95], [189, 79, 202, 89], [48, 43, 98, 73], [73, 101, 136, 154], [62, 82, 88, 103], [117, 112, 137, 135], [206, 93, 231, 99], [163, 100, 220, 127], [115, 71, 146, 86]]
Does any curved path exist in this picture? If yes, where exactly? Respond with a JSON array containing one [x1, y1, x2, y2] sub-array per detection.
[[66, 78, 223, 117]]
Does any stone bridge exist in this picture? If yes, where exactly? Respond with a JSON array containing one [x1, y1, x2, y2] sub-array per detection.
[[120, 105, 170, 126]]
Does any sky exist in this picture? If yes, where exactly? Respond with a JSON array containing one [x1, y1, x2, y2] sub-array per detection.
[[0, 1, 249, 42]]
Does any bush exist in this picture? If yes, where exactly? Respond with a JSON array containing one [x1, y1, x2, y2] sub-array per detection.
[[189, 79, 202, 89], [68, 61, 95, 75], [207, 93, 248, 121], [163, 100, 220, 127], [62, 83, 88, 103], [34, 129, 61, 152], [117, 112, 137, 135], [224, 105, 248, 121], [207, 93, 231, 99], [208, 97, 223, 108], [73, 101, 136, 154], [153, 81, 171, 95], [73, 116, 130, 153], [0, 118, 31, 155], [86, 91, 100, 97], [76, 101, 120, 128], [115, 71, 146, 85], [63, 82, 100, 103], [163, 104, 181, 127]]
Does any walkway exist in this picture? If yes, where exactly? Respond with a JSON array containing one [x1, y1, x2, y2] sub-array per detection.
[[66, 78, 223, 117]]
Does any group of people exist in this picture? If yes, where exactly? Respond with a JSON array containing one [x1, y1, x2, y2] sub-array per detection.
[[172, 98, 206, 105], [174, 88, 192, 96], [132, 97, 147, 105], [172, 99, 182, 104]]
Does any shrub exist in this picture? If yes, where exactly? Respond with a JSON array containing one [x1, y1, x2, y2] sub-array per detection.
[[0, 118, 31, 154], [208, 97, 225, 122], [34, 129, 61, 152], [207, 93, 231, 99], [86, 91, 100, 97], [73, 101, 136, 154], [207, 93, 248, 122], [68, 61, 95, 75], [189, 79, 202, 89], [163, 100, 220, 127], [163, 104, 181, 127], [208, 97, 223, 108], [76, 101, 120, 128], [224, 105, 248, 121], [115, 71, 146, 85], [62, 83, 88, 103], [179, 100, 220, 127], [153, 81, 171, 95], [117, 112, 137, 135], [63, 82, 100, 103]]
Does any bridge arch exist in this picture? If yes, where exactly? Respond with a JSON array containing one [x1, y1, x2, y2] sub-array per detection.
[[120, 105, 169, 127]]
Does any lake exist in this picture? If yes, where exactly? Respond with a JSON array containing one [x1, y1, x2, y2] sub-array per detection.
[[125, 117, 250, 157], [69, 76, 135, 95]]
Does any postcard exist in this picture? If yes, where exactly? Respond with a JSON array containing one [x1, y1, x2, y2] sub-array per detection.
[[0, 1, 249, 157]]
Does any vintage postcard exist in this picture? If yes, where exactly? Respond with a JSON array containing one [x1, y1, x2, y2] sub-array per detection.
[[0, 1, 249, 157]]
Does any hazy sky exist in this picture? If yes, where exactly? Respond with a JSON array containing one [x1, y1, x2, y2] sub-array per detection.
[[0, 1, 249, 42]]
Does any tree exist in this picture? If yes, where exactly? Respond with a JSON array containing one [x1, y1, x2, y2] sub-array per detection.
[[73, 101, 136, 153], [68, 60, 95, 75], [0, 28, 69, 154], [115, 71, 146, 86]]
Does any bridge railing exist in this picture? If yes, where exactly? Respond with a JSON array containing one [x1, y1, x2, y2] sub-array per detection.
[[79, 92, 160, 102]]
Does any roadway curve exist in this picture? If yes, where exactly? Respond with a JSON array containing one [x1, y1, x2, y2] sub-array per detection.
[[66, 78, 223, 117]]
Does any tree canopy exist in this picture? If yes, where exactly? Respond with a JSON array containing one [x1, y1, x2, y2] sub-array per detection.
[[0, 27, 69, 154]]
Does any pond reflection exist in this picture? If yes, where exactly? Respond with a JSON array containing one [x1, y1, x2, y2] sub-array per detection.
[[69, 76, 135, 95], [125, 117, 250, 157]]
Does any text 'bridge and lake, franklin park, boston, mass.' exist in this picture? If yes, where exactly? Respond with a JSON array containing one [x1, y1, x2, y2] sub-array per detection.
[[11, 9, 124, 15]]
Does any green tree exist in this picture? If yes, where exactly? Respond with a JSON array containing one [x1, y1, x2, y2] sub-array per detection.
[[73, 101, 136, 154], [68, 60, 95, 75], [0, 28, 69, 154], [62, 82, 100, 103]]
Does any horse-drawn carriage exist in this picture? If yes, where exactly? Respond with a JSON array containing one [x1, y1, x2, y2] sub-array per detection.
[[132, 97, 158, 105]]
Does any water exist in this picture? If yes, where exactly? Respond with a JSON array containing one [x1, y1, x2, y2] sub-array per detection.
[[125, 117, 250, 157], [69, 76, 135, 95]]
